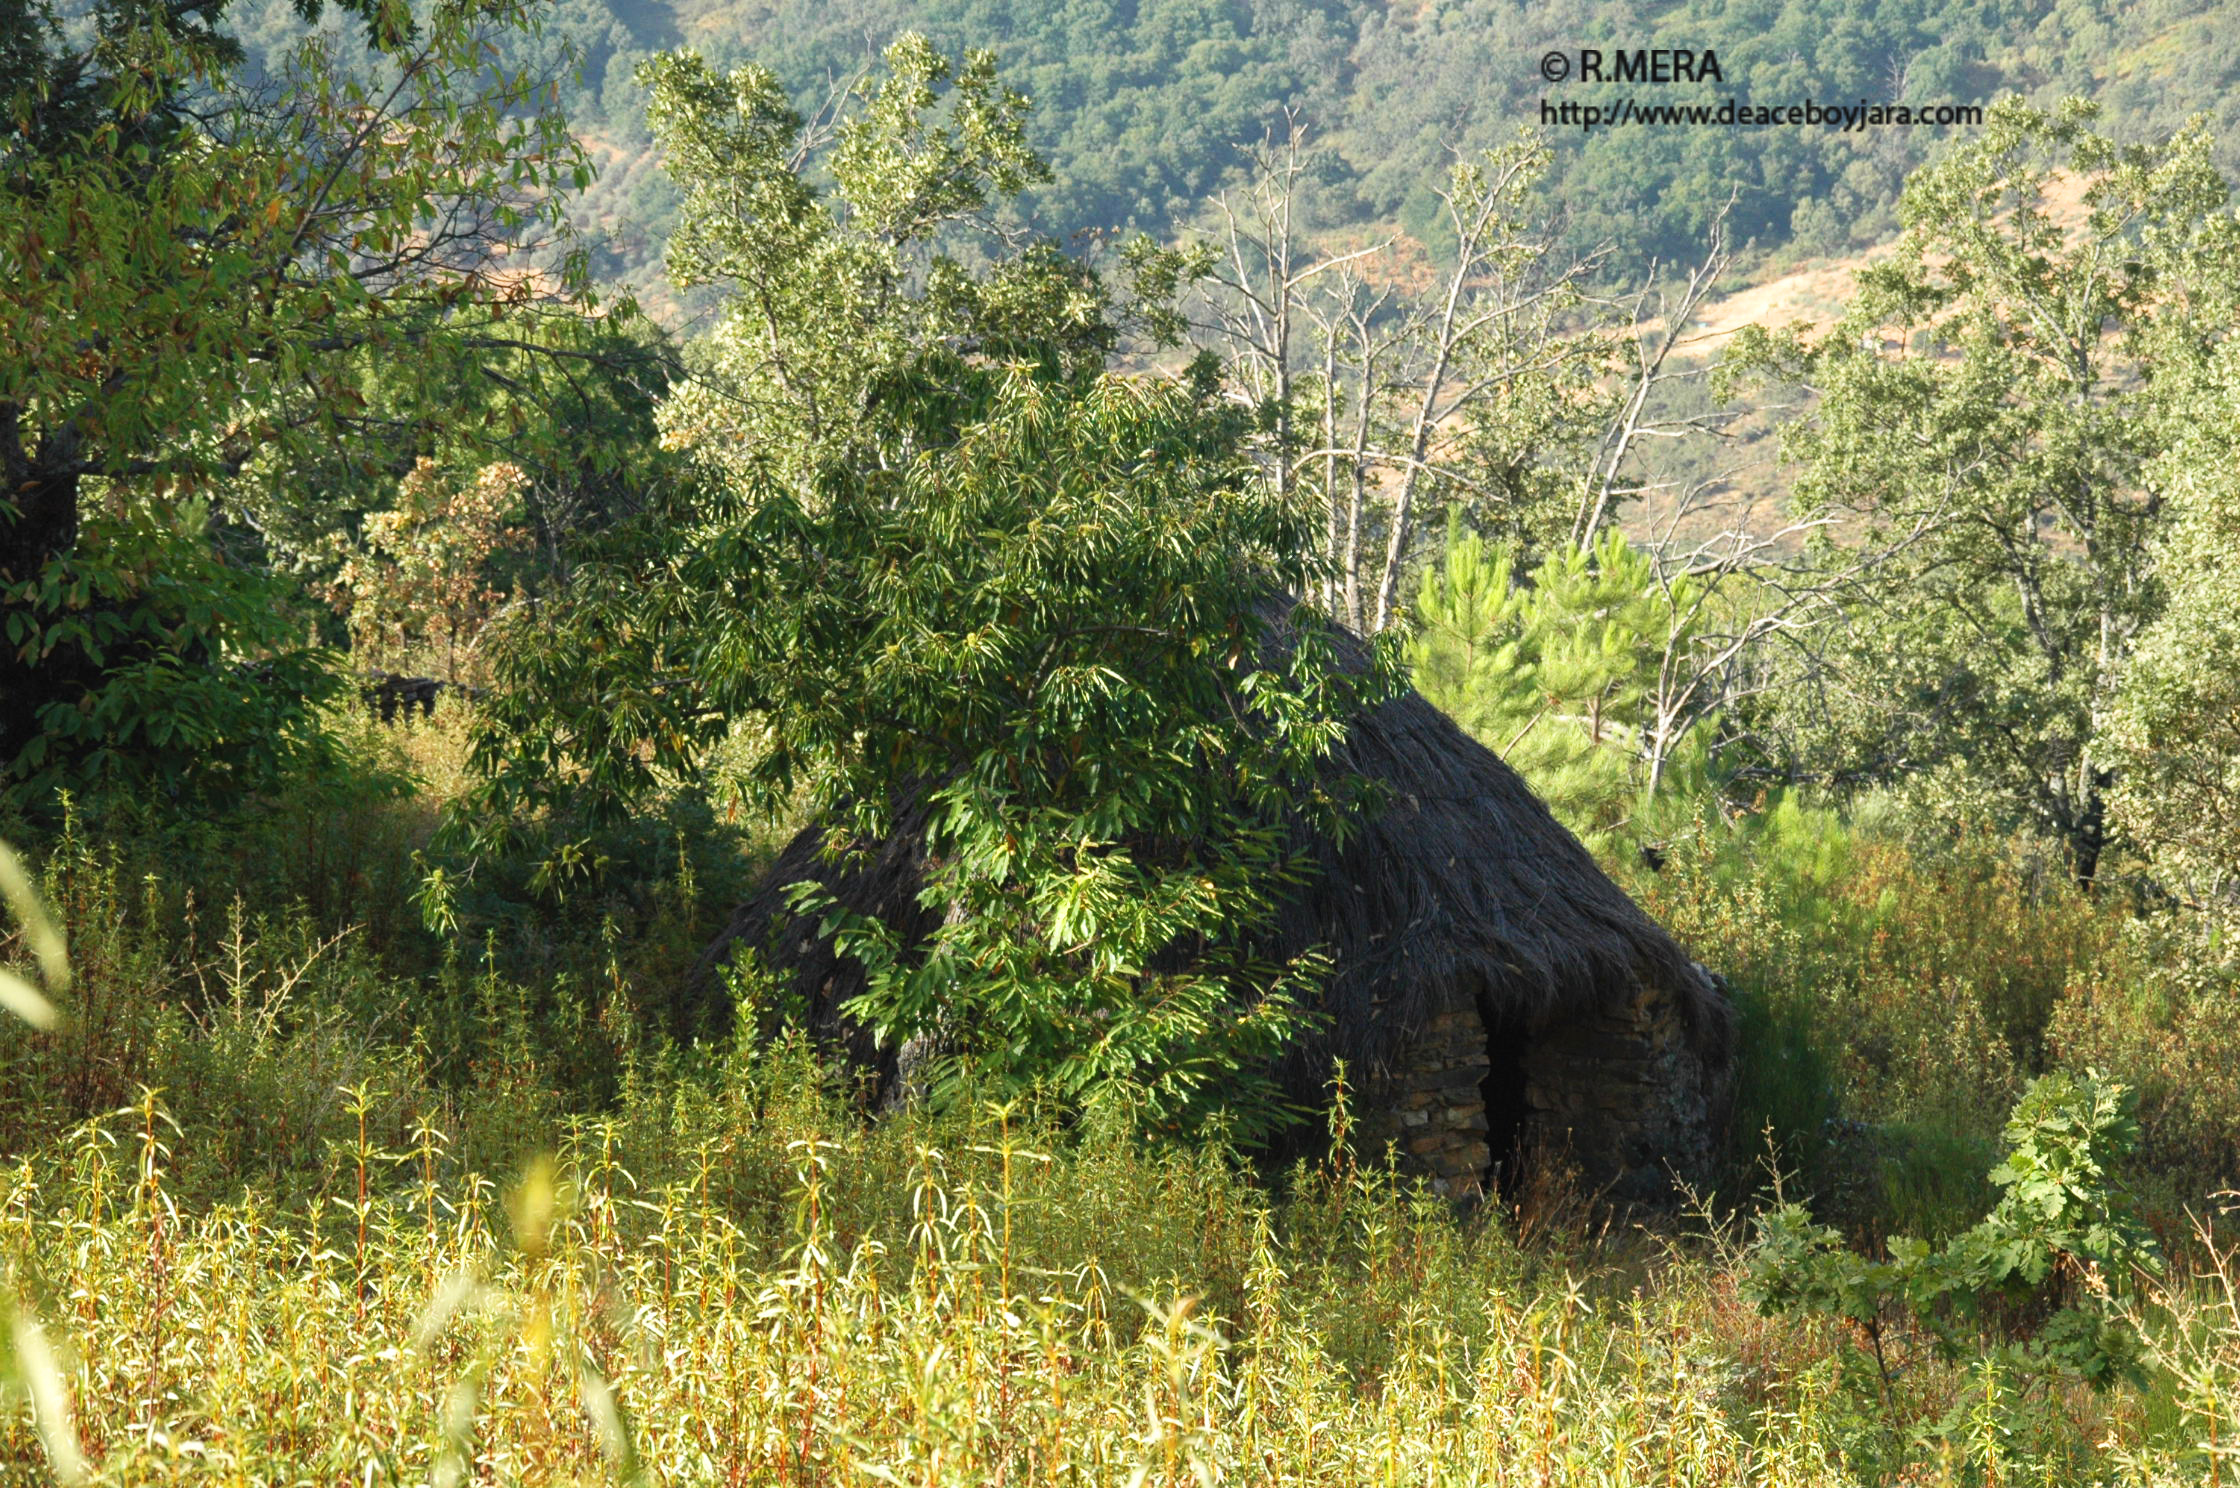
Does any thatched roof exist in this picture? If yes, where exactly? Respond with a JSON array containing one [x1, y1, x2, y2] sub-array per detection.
[[699, 602, 1729, 1092], [1266, 624, 1729, 1076]]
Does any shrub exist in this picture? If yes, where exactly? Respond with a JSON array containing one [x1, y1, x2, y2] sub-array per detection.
[[1744, 1071, 2161, 1399], [328, 459, 531, 683]]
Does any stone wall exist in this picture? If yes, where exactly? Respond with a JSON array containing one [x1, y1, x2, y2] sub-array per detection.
[[1354, 967, 1729, 1206], [1521, 969, 1728, 1205], [1352, 990, 1493, 1200]]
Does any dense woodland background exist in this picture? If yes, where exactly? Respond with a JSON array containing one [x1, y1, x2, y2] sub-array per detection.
[[464, 0, 2240, 289], [196, 0, 2240, 304]]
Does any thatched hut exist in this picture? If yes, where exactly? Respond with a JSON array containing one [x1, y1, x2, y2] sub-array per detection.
[[700, 614, 1734, 1206]]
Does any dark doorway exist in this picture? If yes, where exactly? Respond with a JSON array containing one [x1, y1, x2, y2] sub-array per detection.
[[1480, 1001, 1535, 1199]]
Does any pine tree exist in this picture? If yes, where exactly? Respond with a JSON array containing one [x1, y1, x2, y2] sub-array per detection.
[[1408, 515, 1720, 856], [1406, 511, 1526, 743]]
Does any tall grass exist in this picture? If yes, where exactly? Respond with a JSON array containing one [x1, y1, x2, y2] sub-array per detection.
[[3, 1060, 2201, 1486], [10, 746, 2240, 1483], [1627, 800, 2240, 1245]]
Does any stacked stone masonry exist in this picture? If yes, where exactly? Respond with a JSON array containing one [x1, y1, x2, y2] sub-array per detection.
[[1355, 971, 1724, 1205], [1355, 1002, 1494, 1198]]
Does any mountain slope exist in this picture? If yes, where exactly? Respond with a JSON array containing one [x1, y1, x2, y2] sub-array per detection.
[[531, 0, 2240, 296]]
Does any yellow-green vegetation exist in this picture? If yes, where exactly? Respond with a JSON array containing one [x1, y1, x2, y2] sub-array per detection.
[[7, 767, 2240, 1485], [0, 1059, 2227, 1487]]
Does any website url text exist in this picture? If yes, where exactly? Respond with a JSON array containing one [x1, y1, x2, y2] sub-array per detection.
[[1538, 98, 1984, 133]]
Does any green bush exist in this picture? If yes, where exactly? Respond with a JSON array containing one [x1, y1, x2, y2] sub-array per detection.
[[2, 504, 341, 816], [1744, 1072, 2161, 1400]]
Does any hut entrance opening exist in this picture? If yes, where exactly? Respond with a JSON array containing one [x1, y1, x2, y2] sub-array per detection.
[[1478, 1002, 1536, 1199]]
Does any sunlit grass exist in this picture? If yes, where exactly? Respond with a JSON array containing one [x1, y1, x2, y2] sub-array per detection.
[[1, 1066, 2231, 1487], [9, 796, 2240, 1484]]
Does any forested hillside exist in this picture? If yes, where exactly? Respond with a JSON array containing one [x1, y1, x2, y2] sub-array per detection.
[[449, 0, 2240, 290]]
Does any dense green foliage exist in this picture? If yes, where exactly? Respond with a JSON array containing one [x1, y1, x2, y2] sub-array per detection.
[[1724, 99, 2240, 883], [761, 378, 1381, 1142], [1745, 1072, 2159, 1399], [633, 38, 1078, 489], [0, 0, 640, 809], [2106, 339, 2240, 942], [488, 369, 1391, 1141]]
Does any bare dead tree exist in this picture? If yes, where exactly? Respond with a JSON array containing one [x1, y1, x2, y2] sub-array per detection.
[[1571, 196, 1743, 553], [1299, 265, 1399, 627], [1368, 143, 1605, 632], [1197, 115, 1387, 510], [1190, 137, 1933, 821], [1272, 137, 1612, 634], [1632, 487, 1950, 804]]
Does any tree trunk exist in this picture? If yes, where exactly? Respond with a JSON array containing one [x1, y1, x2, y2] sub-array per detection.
[[2069, 769, 2110, 891], [1, 423, 88, 789], [1, 414, 82, 582]]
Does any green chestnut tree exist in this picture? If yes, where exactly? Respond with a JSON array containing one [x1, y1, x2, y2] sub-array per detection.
[[469, 39, 1393, 1139]]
